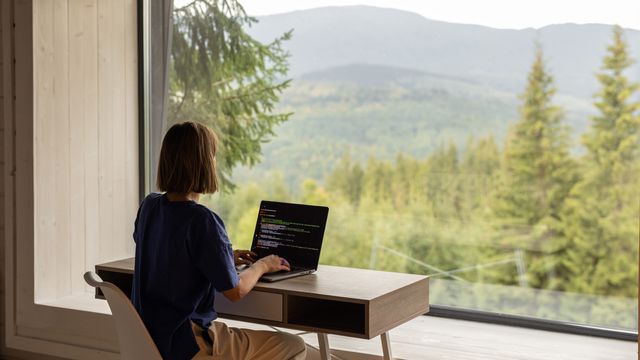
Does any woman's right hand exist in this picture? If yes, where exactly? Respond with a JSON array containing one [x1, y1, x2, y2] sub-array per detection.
[[256, 255, 290, 273], [224, 255, 290, 302]]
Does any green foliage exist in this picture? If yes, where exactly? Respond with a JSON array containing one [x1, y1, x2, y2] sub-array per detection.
[[496, 46, 576, 227], [193, 20, 638, 330], [169, 0, 292, 190], [234, 72, 519, 189], [492, 46, 578, 289], [326, 152, 365, 207], [560, 26, 640, 297], [460, 136, 500, 217]]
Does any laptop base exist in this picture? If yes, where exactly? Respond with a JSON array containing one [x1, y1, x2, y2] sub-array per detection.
[[260, 269, 315, 282]]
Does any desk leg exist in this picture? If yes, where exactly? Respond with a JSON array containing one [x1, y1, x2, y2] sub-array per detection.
[[317, 333, 331, 360], [381, 332, 393, 360]]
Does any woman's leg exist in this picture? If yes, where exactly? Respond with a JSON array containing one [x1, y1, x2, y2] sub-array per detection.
[[192, 322, 213, 357], [194, 321, 307, 360]]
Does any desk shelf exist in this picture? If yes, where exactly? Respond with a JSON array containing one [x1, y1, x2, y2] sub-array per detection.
[[95, 267, 133, 299], [287, 295, 366, 335]]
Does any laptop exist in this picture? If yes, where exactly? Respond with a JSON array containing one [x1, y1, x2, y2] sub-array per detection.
[[243, 200, 329, 282]]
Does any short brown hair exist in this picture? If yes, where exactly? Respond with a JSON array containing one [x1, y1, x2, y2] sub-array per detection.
[[157, 122, 219, 194]]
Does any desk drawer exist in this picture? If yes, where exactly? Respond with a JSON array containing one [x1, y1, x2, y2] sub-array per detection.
[[215, 291, 283, 322]]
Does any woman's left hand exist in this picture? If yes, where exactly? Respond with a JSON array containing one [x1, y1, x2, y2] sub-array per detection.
[[233, 249, 257, 266]]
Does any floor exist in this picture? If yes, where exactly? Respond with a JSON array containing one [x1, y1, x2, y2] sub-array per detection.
[[220, 316, 636, 360]]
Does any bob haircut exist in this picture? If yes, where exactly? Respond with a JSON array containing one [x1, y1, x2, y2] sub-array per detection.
[[157, 122, 219, 194]]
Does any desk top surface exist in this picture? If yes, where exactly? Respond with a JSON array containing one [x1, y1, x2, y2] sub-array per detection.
[[96, 257, 428, 302]]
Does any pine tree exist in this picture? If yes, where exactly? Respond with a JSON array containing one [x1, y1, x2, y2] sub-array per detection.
[[493, 45, 577, 289], [390, 154, 419, 210], [170, 0, 292, 190], [362, 157, 393, 204], [460, 136, 500, 218], [326, 152, 365, 207], [561, 26, 640, 297], [425, 142, 460, 219]]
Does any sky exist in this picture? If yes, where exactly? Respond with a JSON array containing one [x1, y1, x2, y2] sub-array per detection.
[[186, 0, 640, 31]]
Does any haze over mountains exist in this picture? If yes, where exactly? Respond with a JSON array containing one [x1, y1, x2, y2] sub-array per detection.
[[249, 6, 640, 99], [235, 6, 640, 186]]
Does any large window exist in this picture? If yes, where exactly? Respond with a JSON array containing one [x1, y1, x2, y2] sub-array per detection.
[[160, 0, 640, 334]]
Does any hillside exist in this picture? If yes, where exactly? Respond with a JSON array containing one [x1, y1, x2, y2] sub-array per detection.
[[233, 6, 636, 187], [248, 6, 640, 99], [233, 63, 513, 186]]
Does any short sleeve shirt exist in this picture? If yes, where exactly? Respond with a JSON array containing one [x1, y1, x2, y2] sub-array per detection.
[[131, 193, 240, 360]]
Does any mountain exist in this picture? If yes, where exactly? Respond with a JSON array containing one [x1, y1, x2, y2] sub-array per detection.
[[298, 63, 465, 86], [248, 6, 640, 99], [233, 63, 517, 187], [233, 6, 638, 187]]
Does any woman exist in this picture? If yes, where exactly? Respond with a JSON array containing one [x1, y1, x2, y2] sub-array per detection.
[[131, 122, 307, 360]]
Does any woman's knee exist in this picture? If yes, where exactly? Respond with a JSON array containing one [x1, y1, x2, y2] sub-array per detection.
[[278, 332, 306, 358]]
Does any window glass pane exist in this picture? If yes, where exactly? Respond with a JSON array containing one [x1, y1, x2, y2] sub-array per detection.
[[163, 0, 639, 331]]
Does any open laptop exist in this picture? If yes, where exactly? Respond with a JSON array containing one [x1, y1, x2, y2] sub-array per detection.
[[243, 200, 329, 282]]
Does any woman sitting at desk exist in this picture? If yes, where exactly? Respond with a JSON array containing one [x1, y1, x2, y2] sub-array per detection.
[[131, 122, 307, 360]]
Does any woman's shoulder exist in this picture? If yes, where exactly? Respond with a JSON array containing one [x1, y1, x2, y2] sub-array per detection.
[[139, 192, 163, 204], [189, 205, 231, 244], [139, 193, 226, 226], [136, 192, 164, 212], [144, 192, 164, 202], [192, 204, 225, 225]]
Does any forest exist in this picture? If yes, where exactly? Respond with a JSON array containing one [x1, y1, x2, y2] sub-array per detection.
[[169, 1, 639, 331]]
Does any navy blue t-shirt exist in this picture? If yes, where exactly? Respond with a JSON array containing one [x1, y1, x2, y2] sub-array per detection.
[[131, 193, 240, 360]]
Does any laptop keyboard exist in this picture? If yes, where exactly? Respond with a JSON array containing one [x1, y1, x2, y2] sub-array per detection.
[[237, 265, 308, 275]]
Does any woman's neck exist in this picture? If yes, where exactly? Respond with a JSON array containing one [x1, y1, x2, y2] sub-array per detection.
[[165, 192, 200, 203]]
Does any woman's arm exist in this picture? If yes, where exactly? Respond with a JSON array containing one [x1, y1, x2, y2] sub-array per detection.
[[222, 255, 290, 302]]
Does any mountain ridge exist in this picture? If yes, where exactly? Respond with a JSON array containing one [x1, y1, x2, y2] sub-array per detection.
[[233, 5, 636, 186], [298, 63, 481, 86], [247, 5, 640, 99], [255, 6, 637, 32]]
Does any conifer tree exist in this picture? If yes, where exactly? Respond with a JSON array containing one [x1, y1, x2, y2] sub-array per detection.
[[425, 142, 460, 219], [494, 45, 577, 288], [170, 0, 292, 189], [326, 152, 365, 207], [461, 136, 500, 217], [362, 157, 393, 204], [391, 154, 419, 209], [561, 26, 640, 296]]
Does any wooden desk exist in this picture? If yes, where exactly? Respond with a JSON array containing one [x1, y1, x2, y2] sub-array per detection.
[[95, 258, 429, 360]]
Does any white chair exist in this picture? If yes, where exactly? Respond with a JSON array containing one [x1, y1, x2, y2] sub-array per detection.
[[84, 271, 163, 360]]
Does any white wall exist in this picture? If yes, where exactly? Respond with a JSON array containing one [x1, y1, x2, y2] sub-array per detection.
[[2, 0, 139, 358], [33, 0, 138, 302]]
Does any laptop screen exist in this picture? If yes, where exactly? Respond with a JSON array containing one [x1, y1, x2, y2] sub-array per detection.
[[250, 201, 329, 269]]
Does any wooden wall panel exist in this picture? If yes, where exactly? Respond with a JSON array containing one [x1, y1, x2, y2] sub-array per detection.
[[97, 0, 127, 262], [34, 0, 58, 301], [96, 0, 114, 265], [79, 0, 101, 295], [52, 0, 71, 299], [69, 0, 98, 294], [123, 0, 138, 263], [33, 0, 138, 301]]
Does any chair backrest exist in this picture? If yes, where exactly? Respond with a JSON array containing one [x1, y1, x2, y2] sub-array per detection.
[[84, 271, 163, 360]]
